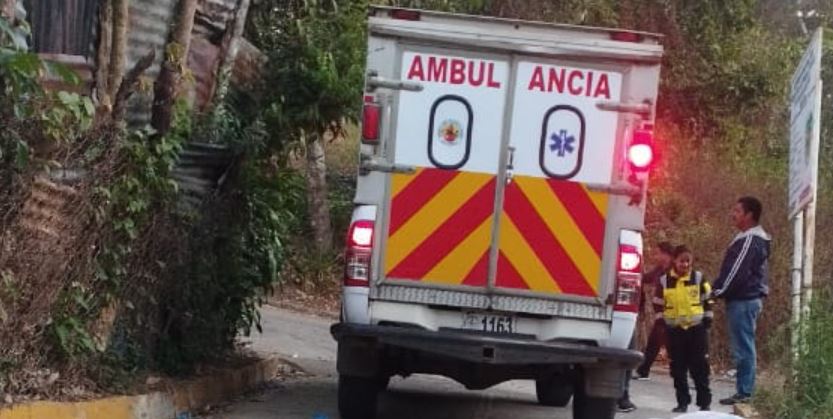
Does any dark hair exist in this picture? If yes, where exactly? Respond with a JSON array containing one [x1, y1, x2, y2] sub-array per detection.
[[657, 241, 674, 255], [738, 196, 762, 223], [672, 244, 692, 258]]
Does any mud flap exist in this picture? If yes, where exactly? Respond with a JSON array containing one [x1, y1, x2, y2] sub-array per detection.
[[581, 365, 626, 399], [337, 338, 381, 378]]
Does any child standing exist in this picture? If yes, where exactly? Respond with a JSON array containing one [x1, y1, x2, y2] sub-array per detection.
[[654, 245, 713, 412]]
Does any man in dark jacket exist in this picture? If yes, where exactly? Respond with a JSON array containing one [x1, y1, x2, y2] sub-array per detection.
[[712, 197, 770, 405]]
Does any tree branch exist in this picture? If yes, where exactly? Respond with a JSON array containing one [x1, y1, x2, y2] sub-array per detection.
[[112, 50, 155, 123]]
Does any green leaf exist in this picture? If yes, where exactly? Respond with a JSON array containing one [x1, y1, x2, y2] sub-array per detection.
[[57, 90, 81, 107], [14, 139, 28, 168], [82, 97, 95, 116], [0, 17, 28, 50], [44, 61, 81, 85]]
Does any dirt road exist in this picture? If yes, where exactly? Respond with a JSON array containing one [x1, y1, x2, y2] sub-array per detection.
[[203, 306, 737, 419]]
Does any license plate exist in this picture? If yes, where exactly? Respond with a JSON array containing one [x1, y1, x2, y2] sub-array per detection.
[[462, 312, 516, 334]]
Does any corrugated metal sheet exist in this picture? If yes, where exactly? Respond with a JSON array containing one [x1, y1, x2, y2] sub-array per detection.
[[188, 36, 221, 109], [126, 0, 177, 126], [197, 0, 237, 30], [19, 176, 78, 239], [231, 38, 264, 91], [24, 0, 97, 56], [172, 142, 234, 211], [226, 38, 264, 113], [125, 0, 240, 125]]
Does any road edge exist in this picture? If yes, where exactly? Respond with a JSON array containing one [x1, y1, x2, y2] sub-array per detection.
[[0, 356, 283, 419]]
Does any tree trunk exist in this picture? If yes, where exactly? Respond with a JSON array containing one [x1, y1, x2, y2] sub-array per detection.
[[211, 0, 252, 106], [95, 0, 113, 108], [108, 0, 129, 100], [305, 132, 333, 254], [151, 0, 198, 135]]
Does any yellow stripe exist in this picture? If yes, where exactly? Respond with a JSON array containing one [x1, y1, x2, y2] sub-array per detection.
[[390, 167, 425, 199], [583, 184, 609, 216], [386, 172, 491, 273], [498, 214, 560, 293], [516, 177, 601, 292], [423, 217, 492, 285]]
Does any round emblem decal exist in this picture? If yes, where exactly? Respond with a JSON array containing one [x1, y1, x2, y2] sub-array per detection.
[[438, 119, 462, 144]]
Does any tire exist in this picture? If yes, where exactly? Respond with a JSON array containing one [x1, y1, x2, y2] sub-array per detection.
[[535, 374, 574, 407], [572, 373, 616, 419], [338, 375, 379, 419], [376, 374, 391, 392]]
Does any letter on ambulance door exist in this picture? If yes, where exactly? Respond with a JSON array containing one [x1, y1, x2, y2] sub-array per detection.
[[381, 50, 509, 290], [494, 60, 621, 300]]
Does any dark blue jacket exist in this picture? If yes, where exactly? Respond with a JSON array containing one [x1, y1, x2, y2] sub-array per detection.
[[712, 225, 770, 301]]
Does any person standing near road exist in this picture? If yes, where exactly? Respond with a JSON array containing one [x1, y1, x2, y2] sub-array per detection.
[[712, 197, 770, 405], [656, 245, 713, 413], [634, 241, 675, 380], [617, 241, 674, 412]]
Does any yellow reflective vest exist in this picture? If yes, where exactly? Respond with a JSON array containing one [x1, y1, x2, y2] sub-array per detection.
[[652, 270, 713, 329]]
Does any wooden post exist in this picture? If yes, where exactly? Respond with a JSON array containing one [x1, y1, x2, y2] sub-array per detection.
[[95, 0, 114, 108], [108, 0, 129, 100]]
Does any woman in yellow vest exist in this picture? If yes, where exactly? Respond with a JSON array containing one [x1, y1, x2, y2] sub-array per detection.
[[652, 245, 713, 412]]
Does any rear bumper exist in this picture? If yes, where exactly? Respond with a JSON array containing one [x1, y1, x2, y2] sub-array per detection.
[[331, 322, 641, 367]]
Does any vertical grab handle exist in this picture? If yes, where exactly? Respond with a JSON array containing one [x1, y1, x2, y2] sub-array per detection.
[[506, 146, 516, 185]]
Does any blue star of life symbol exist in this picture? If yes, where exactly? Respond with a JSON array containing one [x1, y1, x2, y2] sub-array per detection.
[[549, 129, 575, 157]]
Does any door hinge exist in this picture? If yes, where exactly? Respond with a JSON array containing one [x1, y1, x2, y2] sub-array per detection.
[[359, 154, 416, 175], [366, 71, 424, 92], [596, 100, 653, 119]]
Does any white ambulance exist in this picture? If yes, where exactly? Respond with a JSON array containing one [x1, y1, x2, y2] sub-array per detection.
[[332, 7, 663, 419]]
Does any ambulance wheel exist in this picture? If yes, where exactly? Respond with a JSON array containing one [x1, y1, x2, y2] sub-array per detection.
[[535, 374, 573, 407], [572, 374, 616, 419], [376, 374, 391, 391], [338, 375, 378, 419]]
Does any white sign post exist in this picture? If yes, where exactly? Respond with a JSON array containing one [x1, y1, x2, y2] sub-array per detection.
[[789, 28, 823, 360]]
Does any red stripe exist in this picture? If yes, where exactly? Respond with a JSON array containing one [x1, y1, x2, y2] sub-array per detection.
[[495, 251, 528, 290], [503, 184, 596, 296], [389, 169, 459, 235], [388, 179, 496, 280], [461, 251, 489, 287], [547, 179, 605, 256]]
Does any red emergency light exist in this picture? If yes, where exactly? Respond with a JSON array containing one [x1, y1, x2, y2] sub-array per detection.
[[627, 129, 654, 172], [362, 95, 381, 144]]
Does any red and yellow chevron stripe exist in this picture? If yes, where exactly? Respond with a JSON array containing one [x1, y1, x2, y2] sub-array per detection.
[[497, 176, 607, 297], [385, 168, 496, 286], [384, 168, 608, 298]]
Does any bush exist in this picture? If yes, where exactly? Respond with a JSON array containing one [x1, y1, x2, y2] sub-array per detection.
[[755, 293, 833, 419]]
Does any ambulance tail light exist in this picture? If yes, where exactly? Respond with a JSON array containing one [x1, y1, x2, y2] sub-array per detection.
[[614, 240, 643, 313], [344, 219, 374, 287], [361, 96, 381, 144], [628, 129, 654, 172]]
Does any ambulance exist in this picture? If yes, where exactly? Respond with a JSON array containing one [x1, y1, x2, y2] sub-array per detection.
[[331, 7, 663, 419]]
